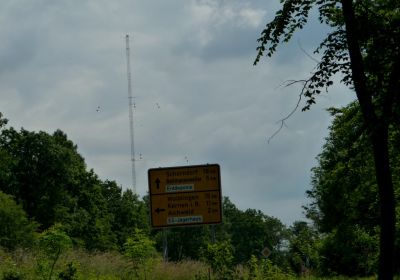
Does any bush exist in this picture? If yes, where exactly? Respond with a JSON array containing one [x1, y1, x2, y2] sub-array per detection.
[[37, 224, 72, 280], [201, 241, 235, 280], [123, 228, 156, 267], [2, 270, 25, 280], [0, 191, 38, 250], [246, 255, 296, 280], [58, 262, 78, 280]]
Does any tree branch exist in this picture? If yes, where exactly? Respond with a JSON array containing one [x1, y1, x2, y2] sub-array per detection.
[[268, 80, 307, 143]]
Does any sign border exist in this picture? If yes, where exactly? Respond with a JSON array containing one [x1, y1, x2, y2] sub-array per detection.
[[148, 163, 222, 228]]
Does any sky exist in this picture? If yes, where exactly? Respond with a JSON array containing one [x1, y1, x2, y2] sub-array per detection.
[[0, 0, 355, 226]]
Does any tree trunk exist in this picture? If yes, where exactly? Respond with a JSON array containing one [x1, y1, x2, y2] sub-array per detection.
[[371, 127, 396, 280], [341, 0, 396, 278]]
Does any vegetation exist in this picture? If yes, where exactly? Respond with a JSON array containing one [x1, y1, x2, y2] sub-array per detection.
[[254, 0, 399, 278], [305, 102, 400, 275], [2, 247, 390, 280], [0, 112, 299, 279], [0, 191, 38, 250], [0, 0, 399, 279]]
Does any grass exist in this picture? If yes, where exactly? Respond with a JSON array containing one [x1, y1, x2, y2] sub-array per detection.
[[0, 248, 209, 280], [1, 247, 398, 280]]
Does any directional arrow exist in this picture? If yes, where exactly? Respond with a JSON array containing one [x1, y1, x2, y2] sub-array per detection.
[[155, 178, 161, 190], [155, 208, 165, 214]]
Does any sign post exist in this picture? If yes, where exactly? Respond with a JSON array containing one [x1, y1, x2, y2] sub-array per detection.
[[148, 164, 222, 228]]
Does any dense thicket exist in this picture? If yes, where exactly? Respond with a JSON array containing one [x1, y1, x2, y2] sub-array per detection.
[[0, 191, 38, 250], [3, 104, 398, 277], [0, 113, 149, 251], [0, 112, 294, 271], [155, 197, 289, 265], [305, 102, 400, 275]]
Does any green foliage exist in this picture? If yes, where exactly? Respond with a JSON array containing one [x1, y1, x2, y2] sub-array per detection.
[[1, 271, 25, 280], [57, 262, 78, 280], [305, 102, 400, 275], [38, 224, 72, 260], [247, 255, 260, 279], [105, 185, 149, 250], [0, 191, 38, 250], [318, 227, 379, 276], [153, 197, 289, 265], [258, 258, 296, 280], [201, 241, 234, 279], [306, 103, 378, 232], [287, 221, 320, 275], [155, 226, 211, 261], [254, 1, 400, 276], [0, 111, 303, 273], [247, 255, 296, 280], [255, 0, 400, 115], [221, 197, 289, 264], [68, 175, 117, 251], [123, 228, 156, 266], [0, 117, 150, 252], [38, 224, 72, 280], [1, 245, 395, 279], [0, 128, 86, 230]]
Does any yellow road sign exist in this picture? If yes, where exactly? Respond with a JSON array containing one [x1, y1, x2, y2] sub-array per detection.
[[148, 164, 222, 228]]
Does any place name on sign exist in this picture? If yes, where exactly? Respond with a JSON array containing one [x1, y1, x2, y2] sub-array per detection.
[[167, 216, 203, 225], [164, 166, 218, 185], [166, 177, 202, 184], [166, 184, 194, 192]]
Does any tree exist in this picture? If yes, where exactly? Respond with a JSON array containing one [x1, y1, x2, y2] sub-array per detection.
[[307, 103, 380, 233], [0, 119, 119, 251], [229, 209, 288, 264], [66, 171, 117, 251], [305, 102, 399, 275], [103, 184, 150, 250], [123, 228, 156, 267], [287, 221, 321, 275], [0, 191, 38, 250], [220, 197, 289, 264], [254, 1, 399, 278], [156, 226, 211, 261], [201, 241, 235, 280], [0, 127, 87, 230], [37, 224, 72, 280]]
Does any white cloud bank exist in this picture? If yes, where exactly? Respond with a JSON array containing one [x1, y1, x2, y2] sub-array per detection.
[[0, 0, 355, 225]]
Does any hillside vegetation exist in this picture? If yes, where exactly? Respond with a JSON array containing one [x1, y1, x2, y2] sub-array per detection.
[[0, 108, 399, 279]]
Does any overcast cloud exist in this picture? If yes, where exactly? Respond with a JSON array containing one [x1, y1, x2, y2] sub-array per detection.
[[0, 0, 355, 225]]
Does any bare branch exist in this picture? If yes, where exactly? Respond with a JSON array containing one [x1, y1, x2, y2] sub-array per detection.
[[297, 40, 320, 63], [268, 79, 308, 143]]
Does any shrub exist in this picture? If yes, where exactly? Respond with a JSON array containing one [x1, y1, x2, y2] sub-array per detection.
[[201, 241, 235, 280], [0, 191, 38, 250], [37, 224, 72, 280], [58, 262, 78, 280], [2, 270, 25, 280]]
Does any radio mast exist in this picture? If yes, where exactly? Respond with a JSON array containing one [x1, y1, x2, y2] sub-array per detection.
[[125, 34, 136, 193]]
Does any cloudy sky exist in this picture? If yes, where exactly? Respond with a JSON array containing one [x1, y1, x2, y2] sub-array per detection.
[[0, 0, 355, 225]]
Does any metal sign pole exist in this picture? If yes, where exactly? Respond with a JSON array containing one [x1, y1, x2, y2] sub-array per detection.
[[211, 225, 216, 244], [163, 229, 168, 262]]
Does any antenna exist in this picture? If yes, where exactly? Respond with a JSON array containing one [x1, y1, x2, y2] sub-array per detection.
[[125, 34, 136, 193]]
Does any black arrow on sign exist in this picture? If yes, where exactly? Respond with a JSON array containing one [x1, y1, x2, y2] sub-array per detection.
[[155, 178, 161, 190], [155, 208, 165, 214]]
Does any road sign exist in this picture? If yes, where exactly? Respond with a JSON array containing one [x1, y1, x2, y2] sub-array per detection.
[[261, 246, 271, 258], [148, 164, 222, 228]]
